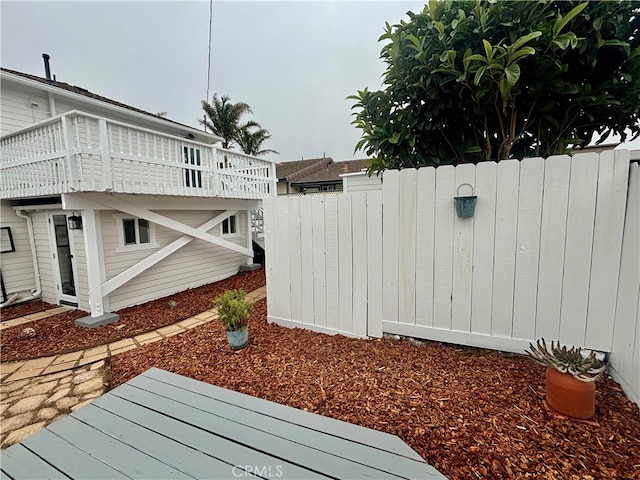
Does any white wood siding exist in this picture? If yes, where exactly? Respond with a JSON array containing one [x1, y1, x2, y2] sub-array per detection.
[[0, 83, 51, 135], [102, 210, 247, 311], [0, 202, 36, 296], [342, 171, 382, 192]]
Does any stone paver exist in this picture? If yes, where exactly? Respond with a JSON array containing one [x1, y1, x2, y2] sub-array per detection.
[[0, 285, 266, 450], [7, 395, 48, 415], [1, 363, 107, 450], [2, 422, 47, 447], [74, 377, 104, 395], [50, 350, 83, 366], [72, 370, 102, 384]]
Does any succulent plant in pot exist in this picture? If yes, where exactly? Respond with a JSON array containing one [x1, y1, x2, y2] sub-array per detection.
[[213, 289, 252, 350], [526, 339, 608, 419]]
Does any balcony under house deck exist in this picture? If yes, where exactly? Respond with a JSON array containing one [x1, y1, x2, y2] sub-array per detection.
[[0, 111, 276, 200]]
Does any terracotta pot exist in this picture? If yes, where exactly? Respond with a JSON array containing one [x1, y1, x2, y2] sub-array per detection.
[[545, 367, 595, 419]]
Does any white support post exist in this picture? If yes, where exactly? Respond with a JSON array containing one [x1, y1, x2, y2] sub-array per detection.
[[97, 118, 113, 191], [246, 209, 253, 265], [61, 115, 79, 190], [82, 209, 108, 317], [211, 145, 220, 196]]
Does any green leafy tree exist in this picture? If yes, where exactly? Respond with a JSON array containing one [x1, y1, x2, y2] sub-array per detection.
[[199, 94, 253, 149], [236, 121, 279, 156], [349, 0, 640, 173]]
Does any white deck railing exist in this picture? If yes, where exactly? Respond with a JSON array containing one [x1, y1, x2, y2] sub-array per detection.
[[0, 111, 276, 200]]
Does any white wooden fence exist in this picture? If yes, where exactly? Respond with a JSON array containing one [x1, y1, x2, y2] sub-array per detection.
[[264, 151, 638, 403], [610, 162, 639, 405]]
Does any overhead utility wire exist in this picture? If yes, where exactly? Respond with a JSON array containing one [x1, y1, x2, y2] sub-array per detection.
[[204, 0, 213, 132]]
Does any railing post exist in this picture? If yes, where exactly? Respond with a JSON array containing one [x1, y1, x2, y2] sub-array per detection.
[[211, 146, 220, 196], [97, 118, 113, 191], [61, 115, 80, 191], [270, 162, 277, 197]]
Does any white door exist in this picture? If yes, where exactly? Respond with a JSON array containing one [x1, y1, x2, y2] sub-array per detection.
[[48, 212, 78, 306]]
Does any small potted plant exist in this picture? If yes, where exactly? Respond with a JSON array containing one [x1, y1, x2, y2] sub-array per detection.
[[526, 339, 608, 419], [213, 289, 252, 350]]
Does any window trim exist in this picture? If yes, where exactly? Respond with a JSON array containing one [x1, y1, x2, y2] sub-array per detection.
[[113, 214, 159, 252], [220, 214, 240, 238]]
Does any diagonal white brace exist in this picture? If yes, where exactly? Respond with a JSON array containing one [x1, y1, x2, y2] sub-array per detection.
[[101, 210, 239, 296]]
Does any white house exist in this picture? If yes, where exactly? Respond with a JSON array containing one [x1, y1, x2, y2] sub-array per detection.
[[0, 59, 276, 326]]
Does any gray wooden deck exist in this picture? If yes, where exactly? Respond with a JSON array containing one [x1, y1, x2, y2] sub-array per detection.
[[0, 368, 446, 479]]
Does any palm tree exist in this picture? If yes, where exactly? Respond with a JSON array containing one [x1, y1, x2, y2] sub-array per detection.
[[199, 94, 252, 149], [236, 122, 279, 156]]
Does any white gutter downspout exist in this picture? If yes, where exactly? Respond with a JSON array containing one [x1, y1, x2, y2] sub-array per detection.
[[0, 210, 42, 307], [48, 92, 57, 117]]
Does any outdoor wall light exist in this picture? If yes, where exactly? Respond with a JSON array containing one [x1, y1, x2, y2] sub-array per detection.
[[454, 183, 477, 218], [68, 211, 83, 230]]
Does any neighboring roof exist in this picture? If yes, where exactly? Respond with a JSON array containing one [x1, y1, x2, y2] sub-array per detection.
[[0, 67, 221, 141], [276, 158, 332, 182], [572, 143, 621, 154], [290, 159, 371, 185]]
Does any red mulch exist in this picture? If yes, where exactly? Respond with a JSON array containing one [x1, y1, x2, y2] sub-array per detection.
[[0, 268, 265, 362], [1, 300, 57, 321], [110, 299, 640, 480]]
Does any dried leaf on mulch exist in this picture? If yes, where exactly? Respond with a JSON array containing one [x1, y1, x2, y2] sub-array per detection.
[[0, 268, 264, 362], [0, 300, 57, 321], [110, 299, 640, 480]]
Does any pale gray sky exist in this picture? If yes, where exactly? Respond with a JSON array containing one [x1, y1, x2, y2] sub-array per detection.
[[1, 1, 426, 162]]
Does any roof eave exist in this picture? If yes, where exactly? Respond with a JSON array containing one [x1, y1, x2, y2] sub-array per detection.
[[1, 70, 223, 143]]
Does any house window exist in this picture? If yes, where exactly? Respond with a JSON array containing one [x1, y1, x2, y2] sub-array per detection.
[[321, 185, 336, 192], [220, 215, 239, 237], [114, 215, 158, 252], [184, 146, 203, 188]]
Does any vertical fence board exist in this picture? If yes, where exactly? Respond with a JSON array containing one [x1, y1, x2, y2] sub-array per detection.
[[263, 198, 277, 320], [382, 170, 400, 323], [586, 150, 630, 350], [434, 166, 455, 329], [300, 195, 315, 325], [312, 195, 327, 328], [611, 163, 640, 402], [559, 153, 599, 347], [512, 157, 544, 341], [338, 195, 354, 334], [352, 193, 368, 337], [452, 164, 475, 332], [367, 191, 383, 338], [398, 169, 417, 325], [535, 155, 571, 341], [274, 198, 291, 322], [471, 162, 497, 335], [288, 197, 303, 323], [492, 160, 520, 338], [415, 168, 436, 327], [325, 195, 340, 330]]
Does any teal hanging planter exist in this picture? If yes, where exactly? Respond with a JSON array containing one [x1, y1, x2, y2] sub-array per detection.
[[454, 183, 477, 218]]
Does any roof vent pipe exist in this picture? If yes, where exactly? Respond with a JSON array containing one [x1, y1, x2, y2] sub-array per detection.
[[42, 53, 52, 82]]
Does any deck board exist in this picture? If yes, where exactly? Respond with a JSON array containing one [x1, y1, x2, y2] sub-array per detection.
[[16, 428, 129, 479], [122, 374, 433, 478], [142, 367, 425, 461], [1, 368, 446, 479], [0, 443, 71, 480]]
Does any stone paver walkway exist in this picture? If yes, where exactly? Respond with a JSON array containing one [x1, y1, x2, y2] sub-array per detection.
[[0, 286, 267, 449], [0, 306, 71, 331]]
